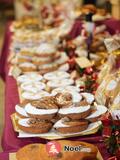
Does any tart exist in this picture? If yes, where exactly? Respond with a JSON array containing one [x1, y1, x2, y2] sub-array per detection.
[[54, 118, 89, 134], [31, 51, 61, 66], [58, 105, 91, 120], [43, 71, 70, 81], [35, 43, 56, 57], [38, 63, 58, 74], [22, 91, 50, 101], [86, 105, 107, 122], [16, 54, 32, 64], [25, 97, 58, 119], [32, 56, 53, 66], [55, 93, 73, 107], [52, 87, 82, 103], [20, 81, 46, 93], [47, 79, 74, 89], [17, 72, 43, 84], [15, 102, 29, 118], [81, 93, 94, 104], [19, 62, 37, 72], [18, 118, 52, 134]]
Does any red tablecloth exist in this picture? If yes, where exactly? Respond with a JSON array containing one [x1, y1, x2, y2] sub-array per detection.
[[0, 152, 9, 160], [1, 19, 120, 159]]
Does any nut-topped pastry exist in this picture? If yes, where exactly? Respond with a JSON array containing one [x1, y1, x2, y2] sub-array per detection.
[[52, 87, 82, 103], [25, 96, 59, 119], [53, 117, 89, 134], [18, 118, 53, 134], [55, 93, 73, 107]]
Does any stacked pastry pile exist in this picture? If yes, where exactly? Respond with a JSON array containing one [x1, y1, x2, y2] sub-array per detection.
[[15, 91, 107, 135], [16, 71, 74, 102]]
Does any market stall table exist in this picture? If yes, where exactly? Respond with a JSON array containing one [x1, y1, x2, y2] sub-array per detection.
[[1, 19, 120, 159]]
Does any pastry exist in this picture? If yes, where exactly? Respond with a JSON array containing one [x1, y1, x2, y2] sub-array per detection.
[[54, 52, 68, 66], [22, 91, 50, 101], [25, 97, 58, 119], [17, 72, 43, 84], [55, 93, 73, 107], [81, 93, 94, 104], [52, 86, 80, 94], [38, 63, 58, 74], [16, 140, 98, 160], [58, 105, 91, 120], [86, 105, 107, 122], [54, 118, 89, 134], [47, 79, 74, 89], [32, 51, 60, 66], [35, 43, 56, 57], [18, 118, 52, 134], [19, 62, 37, 72], [16, 54, 32, 64], [20, 47, 36, 57], [15, 102, 29, 118], [44, 71, 70, 81], [52, 86, 81, 103], [20, 81, 46, 93]]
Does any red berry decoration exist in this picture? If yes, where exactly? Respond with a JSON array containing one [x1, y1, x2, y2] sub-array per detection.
[[85, 67, 93, 75], [91, 82, 99, 90], [92, 72, 98, 80], [92, 90, 96, 95], [80, 86, 85, 92]]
